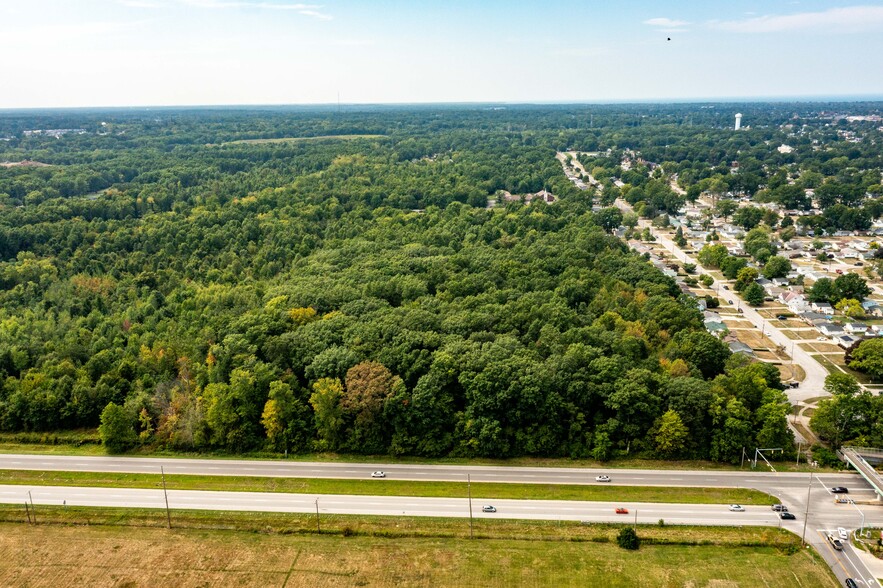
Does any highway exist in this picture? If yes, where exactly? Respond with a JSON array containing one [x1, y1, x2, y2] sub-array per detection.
[[2, 453, 883, 585], [0, 484, 785, 525], [0, 453, 862, 489]]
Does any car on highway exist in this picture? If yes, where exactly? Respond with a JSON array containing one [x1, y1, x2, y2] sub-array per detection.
[[728, 505, 745, 512], [831, 487, 849, 493], [771, 504, 788, 512], [482, 505, 496, 513], [838, 527, 849, 539], [371, 471, 386, 478], [615, 507, 629, 514], [846, 578, 858, 588], [595, 475, 611, 482], [827, 534, 844, 550], [779, 512, 796, 520]]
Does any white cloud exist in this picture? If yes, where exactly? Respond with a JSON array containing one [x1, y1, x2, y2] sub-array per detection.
[[643, 17, 690, 28], [712, 5, 883, 33]]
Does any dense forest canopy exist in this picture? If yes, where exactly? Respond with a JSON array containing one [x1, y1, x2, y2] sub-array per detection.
[[2, 102, 879, 459]]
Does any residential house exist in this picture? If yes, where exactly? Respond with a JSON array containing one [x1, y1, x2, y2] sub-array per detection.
[[728, 341, 755, 356], [811, 302, 834, 315], [841, 248, 859, 259], [861, 299, 882, 317], [844, 323, 869, 336], [704, 321, 727, 336], [798, 311, 829, 324], [818, 323, 845, 337], [836, 334, 858, 348]]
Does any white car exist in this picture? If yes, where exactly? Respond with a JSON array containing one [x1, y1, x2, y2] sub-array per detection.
[[817, 336, 828, 341], [595, 475, 611, 482], [482, 505, 497, 513], [371, 471, 386, 478], [838, 527, 849, 540], [728, 504, 745, 512]]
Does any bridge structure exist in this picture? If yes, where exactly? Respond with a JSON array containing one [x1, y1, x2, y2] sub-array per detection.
[[840, 446, 883, 500]]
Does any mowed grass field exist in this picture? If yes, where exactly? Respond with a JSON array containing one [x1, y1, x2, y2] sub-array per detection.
[[0, 523, 838, 588]]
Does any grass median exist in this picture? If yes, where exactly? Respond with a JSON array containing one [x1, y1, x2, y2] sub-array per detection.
[[0, 469, 774, 505]]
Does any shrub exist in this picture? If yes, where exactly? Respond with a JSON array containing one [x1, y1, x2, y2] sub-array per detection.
[[617, 527, 640, 550]]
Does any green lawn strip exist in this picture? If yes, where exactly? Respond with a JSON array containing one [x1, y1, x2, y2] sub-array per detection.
[[0, 504, 795, 544], [0, 517, 838, 588], [0, 469, 774, 504]]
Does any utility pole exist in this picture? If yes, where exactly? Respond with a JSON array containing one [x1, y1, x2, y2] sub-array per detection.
[[28, 491, 35, 524], [634, 508, 638, 532], [161, 466, 171, 529], [740, 446, 746, 469], [801, 472, 812, 546], [467, 474, 474, 539], [315, 498, 320, 532]]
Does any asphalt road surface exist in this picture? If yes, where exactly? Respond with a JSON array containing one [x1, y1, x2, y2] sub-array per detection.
[[2, 453, 881, 585]]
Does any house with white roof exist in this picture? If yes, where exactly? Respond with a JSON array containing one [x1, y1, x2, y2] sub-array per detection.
[[811, 302, 834, 315], [836, 334, 858, 348]]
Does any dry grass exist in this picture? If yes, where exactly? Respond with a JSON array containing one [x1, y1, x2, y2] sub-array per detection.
[[777, 364, 806, 382], [780, 329, 820, 340], [0, 522, 838, 588], [722, 320, 756, 329]]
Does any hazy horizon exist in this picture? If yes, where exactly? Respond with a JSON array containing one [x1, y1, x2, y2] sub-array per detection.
[[4, 1, 883, 109]]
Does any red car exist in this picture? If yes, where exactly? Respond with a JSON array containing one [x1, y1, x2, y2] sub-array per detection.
[[615, 507, 629, 514]]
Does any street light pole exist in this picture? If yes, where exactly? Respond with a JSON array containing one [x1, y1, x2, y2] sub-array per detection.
[[801, 472, 812, 546]]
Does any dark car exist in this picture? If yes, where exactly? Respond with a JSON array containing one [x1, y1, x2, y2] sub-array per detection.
[[779, 512, 796, 520], [831, 487, 849, 493], [846, 579, 858, 588], [771, 504, 788, 512], [776, 315, 788, 320]]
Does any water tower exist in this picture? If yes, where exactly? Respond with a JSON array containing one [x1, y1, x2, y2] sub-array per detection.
[[735, 113, 742, 130]]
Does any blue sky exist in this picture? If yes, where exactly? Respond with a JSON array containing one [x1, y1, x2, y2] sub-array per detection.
[[2, 0, 883, 107]]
